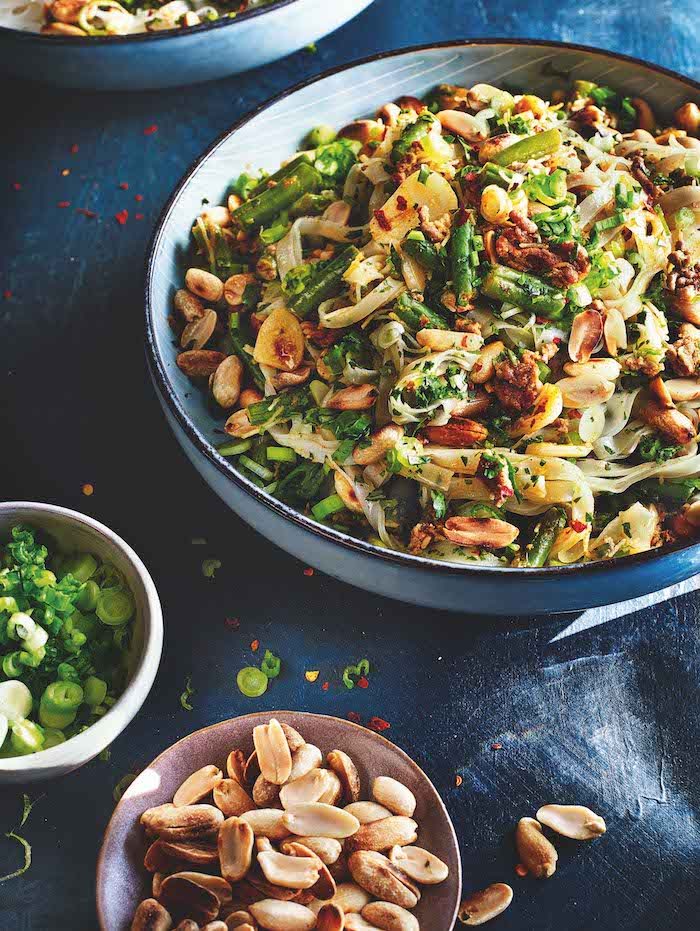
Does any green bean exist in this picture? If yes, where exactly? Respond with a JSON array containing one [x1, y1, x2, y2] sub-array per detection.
[[391, 113, 436, 164], [481, 265, 567, 319], [229, 319, 266, 392], [248, 154, 312, 198], [402, 233, 445, 273], [393, 293, 449, 331], [492, 128, 562, 167], [525, 507, 567, 567], [288, 245, 360, 319], [450, 211, 476, 308], [233, 162, 322, 231]]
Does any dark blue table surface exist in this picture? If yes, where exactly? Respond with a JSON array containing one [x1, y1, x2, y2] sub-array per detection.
[[2, 3, 700, 929]]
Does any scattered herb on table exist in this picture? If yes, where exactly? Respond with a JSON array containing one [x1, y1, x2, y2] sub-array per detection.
[[180, 676, 194, 711]]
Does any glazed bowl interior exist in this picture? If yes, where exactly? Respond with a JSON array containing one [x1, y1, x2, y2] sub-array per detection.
[[0, 502, 163, 782], [146, 40, 700, 611], [97, 710, 462, 930], [0, 0, 375, 90]]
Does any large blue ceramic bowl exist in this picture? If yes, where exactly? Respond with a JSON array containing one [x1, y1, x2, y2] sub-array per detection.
[[0, 0, 374, 90], [146, 40, 700, 614]]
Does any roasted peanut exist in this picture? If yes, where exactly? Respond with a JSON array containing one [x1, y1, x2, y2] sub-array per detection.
[[212, 356, 244, 409], [388, 845, 448, 883], [334, 472, 364, 514], [675, 102, 700, 136], [218, 817, 254, 883], [140, 803, 223, 843], [352, 426, 404, 466], [248, 900, 317, 931], [515, 817, 558, 879], [458, 883, 513, 925], [443, 516, 519, 549], [159, 875, 219, 925], [422, 419, 488, 446], [536, 804, 606, 840], [186, 268, 224, 303], [361, 902, 419, 931], [224, 273, 256, 308], [371, 778, 416, 818], [214, 778, 257, 817], [346, 817, 418, 854], [324, 384, 378, 411], [177, 350, 226, 379], [130, 898, 172, 931], [344, 802, 393, 825], [348, 852, 419, 909], [327, 750, 362, 803], [173, 765, 223, 807], [283, 803, 360, 839], [173, 289, 206, 323], [470, 341, 504, 384], [568, 309, 603, 363]]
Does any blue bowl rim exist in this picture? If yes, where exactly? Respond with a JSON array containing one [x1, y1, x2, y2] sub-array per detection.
[[0, 0, 301, 44], [145, 37, 700, 579]]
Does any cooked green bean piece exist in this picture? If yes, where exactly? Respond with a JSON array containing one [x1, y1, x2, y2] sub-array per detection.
[[288, 245, 361, 319], [525, 507, 567, 567], [232, 162, 322, 231], [402, 233, 445, 273], [391, 113, 435, 164], [450, 210, 476, 308], [393, 293, 449, 331], [481, 264, 567, 318]]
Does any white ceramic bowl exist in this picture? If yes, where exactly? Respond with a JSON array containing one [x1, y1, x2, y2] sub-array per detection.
[[0, 502, 163, 783]]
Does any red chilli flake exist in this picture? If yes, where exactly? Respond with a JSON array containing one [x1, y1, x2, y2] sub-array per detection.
[[57, 201, 71, 208], [76, 208, 97, 219], [250, 639, 259, 652], [396, 195, 408, 211], [225, 617, 240, 631], [464, 171, 478, 182], [303, 567, 314, 577], [321, 681, 329, 692], [356, 676, 369, 689], [491, 742, 502, 751], [119, 182, 129, 190], [12, 182, 21, 191], [135, 213, 144, 221], [347, 711, 361, 723], [570, 519, 587, 533], [373, 208, 391, 232], [70, 143, 79, 154], [367, 717, 390, 732], [3, 290, 12, 300], [135, 194, 144, 202], [143, 124, 158, 136], [115, 209, 129, 226]]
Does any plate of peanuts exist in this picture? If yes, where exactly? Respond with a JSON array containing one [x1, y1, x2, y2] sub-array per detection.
[[96, 711, 461, 930]]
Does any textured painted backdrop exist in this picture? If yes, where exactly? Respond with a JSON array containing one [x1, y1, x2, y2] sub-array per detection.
[[2, 2, 700, 928]]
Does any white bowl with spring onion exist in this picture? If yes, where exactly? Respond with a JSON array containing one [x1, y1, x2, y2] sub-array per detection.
[[0, 502, 163, 783]]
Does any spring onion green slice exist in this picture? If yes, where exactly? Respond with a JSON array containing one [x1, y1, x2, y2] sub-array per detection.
[[237, 666, 269, 698]]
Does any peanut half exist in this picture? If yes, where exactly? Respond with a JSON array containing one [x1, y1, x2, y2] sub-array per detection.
[[458, 882, 513, 925], [536, 804, 606, 840]]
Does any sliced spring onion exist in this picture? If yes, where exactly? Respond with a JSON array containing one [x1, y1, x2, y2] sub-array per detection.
[[237, 666, 268, 698], [266, 446, 297, 463], [96, 589, 134, 626], [217, 439, 253, 456], [239, 455, 275, 482], [312, 494, 347, 521]]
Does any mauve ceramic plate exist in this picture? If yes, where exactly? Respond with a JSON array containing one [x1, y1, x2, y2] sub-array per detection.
[[96, 710, 462, 930]]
